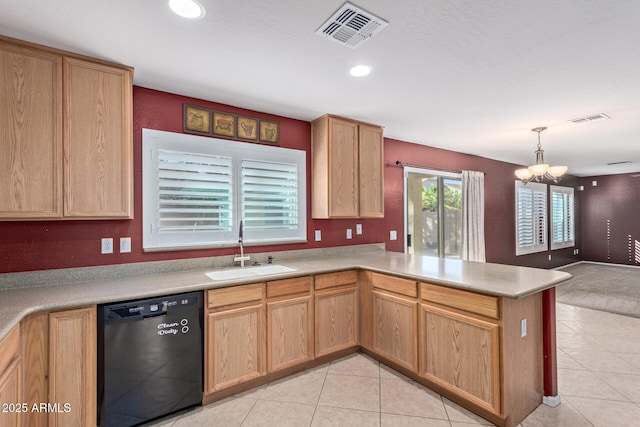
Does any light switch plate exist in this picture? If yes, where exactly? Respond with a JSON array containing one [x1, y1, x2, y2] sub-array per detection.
[[120, 237, 132, 253], [520, 318, 527, 337], [390, 230, 397, 240], [346, 229, 353, 239], [315, 230, 321, 241], [356, 224, 363, 235]]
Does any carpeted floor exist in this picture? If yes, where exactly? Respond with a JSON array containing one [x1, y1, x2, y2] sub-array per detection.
[[557, 262, 640, 318]]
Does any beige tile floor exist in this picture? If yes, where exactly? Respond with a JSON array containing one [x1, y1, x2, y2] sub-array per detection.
[[149, 303, 640, 427]]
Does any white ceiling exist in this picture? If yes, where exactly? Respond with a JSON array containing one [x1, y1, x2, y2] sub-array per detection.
[[2, 0, 639, 177]]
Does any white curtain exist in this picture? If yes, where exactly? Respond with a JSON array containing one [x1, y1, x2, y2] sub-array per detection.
[[461, 170, 486, 262]]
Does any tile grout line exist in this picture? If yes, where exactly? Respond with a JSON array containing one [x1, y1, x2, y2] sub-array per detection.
[[238, 395, 260, 426], [308, 364, 330, 426], [376, 367, 382, 425]]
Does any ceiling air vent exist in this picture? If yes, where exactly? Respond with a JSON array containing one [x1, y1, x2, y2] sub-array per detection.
[[569, 113, 610, 124], [316, 2, 388, 49]]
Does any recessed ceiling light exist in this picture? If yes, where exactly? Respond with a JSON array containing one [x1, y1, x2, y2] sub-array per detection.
[[350, 65, 372, 77], [169, 0, 206, 19]]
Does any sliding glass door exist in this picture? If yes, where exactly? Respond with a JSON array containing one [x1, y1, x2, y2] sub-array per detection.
[[405, 170, 462, 258]]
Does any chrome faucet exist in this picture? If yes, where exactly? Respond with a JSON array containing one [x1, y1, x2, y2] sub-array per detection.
[[233, 221, 251, 267]]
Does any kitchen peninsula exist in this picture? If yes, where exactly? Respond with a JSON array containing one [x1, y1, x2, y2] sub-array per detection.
[[0, 248, 570, 427]]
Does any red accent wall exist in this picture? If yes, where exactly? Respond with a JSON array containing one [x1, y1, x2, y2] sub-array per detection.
[[384, 138, 582, 268], [0, 86, 581, 273], [580, 174, 640, 265]]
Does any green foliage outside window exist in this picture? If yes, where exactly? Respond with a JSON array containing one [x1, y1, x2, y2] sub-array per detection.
[[422, 184, 461, 212]]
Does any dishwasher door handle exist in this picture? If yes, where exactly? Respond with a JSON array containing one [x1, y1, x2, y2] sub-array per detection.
[[143, 311, 167, 319]]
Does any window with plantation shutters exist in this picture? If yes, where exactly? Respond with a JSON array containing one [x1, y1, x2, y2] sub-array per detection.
[[143, 129, 306, 251], [550, 185, 575, 250], [515, 181, 547, 255]]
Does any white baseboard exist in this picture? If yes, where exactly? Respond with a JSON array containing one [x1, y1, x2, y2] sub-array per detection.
[[554, 260, 640, 271], [581, 260, 640, 270], [543, 394, 562, 407]]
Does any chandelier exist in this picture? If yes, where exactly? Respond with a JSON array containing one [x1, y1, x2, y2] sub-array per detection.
[[515, 127, 568, 184]]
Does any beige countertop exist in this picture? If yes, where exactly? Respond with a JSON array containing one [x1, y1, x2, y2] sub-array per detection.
[[0, 251, 571, 341]]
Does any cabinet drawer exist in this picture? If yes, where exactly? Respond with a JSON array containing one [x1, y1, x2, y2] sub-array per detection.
[[208, 283, 264, 309], [370, 272, 417, 298], [315, 270, 357, 290], [267, 276, 311, 299], [420, 282, 499, 319]]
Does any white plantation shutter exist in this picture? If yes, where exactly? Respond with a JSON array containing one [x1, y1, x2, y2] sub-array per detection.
[[551, 185, 575, 249], [515, 181, 547, 255], [241, 160, 299, 230], [157, 150, 233, 233], [143, 129, 306, 251]]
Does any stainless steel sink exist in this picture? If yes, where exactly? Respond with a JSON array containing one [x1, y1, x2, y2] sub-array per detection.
[[205, 265, 296, 281]]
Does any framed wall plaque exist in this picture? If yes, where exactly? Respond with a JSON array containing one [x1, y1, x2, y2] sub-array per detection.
[[183, 104, 211, 135], [259, 120, 280, 145], [212, 111, 236, 138], [237, 116, 258, 141]]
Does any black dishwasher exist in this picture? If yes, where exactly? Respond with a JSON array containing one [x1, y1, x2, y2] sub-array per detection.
[[97, 291, 203, 427]]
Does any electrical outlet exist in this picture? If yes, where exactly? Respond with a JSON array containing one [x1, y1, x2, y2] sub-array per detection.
[[390, 230, 397, 240], [346, 229, 353, 239], [101, 238, 113, 254], [520, 318, 527, 337], [356, 224, 363, 235], [120, 237, 132, 253], [315, 230, 321, 241], [548, 254, 552, 261]]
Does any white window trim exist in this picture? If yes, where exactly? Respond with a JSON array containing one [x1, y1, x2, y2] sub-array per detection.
[[402, 166, 461, 253], [142, 129, 306, 251], [550, 185, 575, 250], [515, 180, 548, 256]]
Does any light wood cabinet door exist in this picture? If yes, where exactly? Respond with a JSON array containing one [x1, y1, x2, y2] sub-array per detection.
[[206, 303, 266, 393], [0, 40, 63, 219], [311, 115, 384, 219], [372, 290, 418, 371], [49, 306, 96, 427], [0, 358, 21, 427], [327, 118, 359, 217], [358, 124, 384, 218], [267, 295, 313, 372], [315, 286, 358, 357], [0, 324, 21, 427], [419, 303, 500, 414], [21, 312, 49, 427], [63, 57, 133, 218]]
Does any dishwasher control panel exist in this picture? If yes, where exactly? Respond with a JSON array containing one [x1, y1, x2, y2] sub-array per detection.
[[102, 293, 200, 320]]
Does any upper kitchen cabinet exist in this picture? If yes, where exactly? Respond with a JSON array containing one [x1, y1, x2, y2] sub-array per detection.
[[0, 39, 63, 219], [0, 36, 133, 220], [311, 115, 384, 218], [63, 57, 133, 218]]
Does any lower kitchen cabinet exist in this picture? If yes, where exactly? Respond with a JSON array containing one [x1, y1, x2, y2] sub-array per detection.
[[266, 276, 314, 372], [314, 270, 358, 358], [419, 282, 501, 413], [419, 302, 501, 413], [372, 290, 418, 371], [205, 284, 266, 394], [21, 312, 48, 427], [49, 306, 97, 427], [369, 272, 419, 371], [20, 307, 96, 427], [0, 324, 21, 427]]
